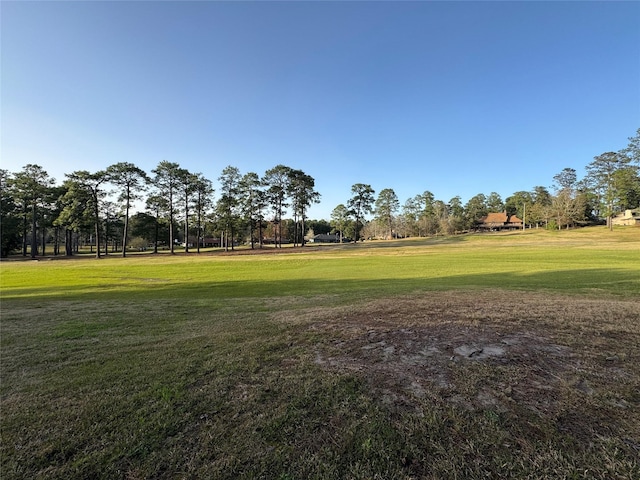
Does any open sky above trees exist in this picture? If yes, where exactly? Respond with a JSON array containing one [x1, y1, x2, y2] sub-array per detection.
[[2, 1, 639, 219]]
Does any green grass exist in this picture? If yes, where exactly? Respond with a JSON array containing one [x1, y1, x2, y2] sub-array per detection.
[[3, 228, 639, 301], [1, 227, 639, 479]]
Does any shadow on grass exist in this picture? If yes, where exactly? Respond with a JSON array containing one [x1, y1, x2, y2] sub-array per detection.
[[3, 268, 638, 302]]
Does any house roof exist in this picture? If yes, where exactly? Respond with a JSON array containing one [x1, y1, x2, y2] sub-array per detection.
[[482, 212, 508, 224], [313, 233, 339, 240], [479, 212, 523, 225]]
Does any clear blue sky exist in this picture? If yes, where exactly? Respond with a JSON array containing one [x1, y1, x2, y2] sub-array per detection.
[[2, 1, 639, 220]]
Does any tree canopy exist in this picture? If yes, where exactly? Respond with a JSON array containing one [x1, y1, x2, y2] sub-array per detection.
[[2, 128, 638, 256]]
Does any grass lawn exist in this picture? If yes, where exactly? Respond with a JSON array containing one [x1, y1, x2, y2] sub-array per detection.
[[1, 227, 639, 479]]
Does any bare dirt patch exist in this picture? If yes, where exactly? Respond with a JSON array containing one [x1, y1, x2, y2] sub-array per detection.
[[302, 291, 640, 450]]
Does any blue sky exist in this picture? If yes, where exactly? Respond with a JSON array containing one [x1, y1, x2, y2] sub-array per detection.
[[2, 1, 639, 220]]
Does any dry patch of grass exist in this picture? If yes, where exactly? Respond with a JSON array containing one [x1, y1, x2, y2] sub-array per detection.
[[294, 291, 640, 477]]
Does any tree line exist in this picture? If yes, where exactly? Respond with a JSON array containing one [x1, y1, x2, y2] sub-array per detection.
[[331, 130, 639, 241], [1, 129, 638, 258], [0, 162, 319, 258]]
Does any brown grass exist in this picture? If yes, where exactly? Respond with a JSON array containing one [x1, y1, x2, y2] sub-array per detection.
[[289, 291, 640, 470]]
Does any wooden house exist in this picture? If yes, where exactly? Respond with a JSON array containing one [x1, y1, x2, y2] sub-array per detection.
[[478, 211, 523, 231]]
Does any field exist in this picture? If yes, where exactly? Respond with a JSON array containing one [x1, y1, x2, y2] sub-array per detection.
[[1, 227, 639, 479]]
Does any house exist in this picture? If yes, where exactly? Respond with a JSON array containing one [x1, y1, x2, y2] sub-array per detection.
[[612, 209, 640, 226], [477, 211, 523, 231], [309, 233, 341, 243], [182, 236, 221, 248]]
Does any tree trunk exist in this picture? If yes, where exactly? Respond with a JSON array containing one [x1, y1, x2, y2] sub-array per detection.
[[184, 204, 189, 253], [65, 229, 73, 256], [41, 224, 46, 256], [104, 222, 109, 256], [154, 218, 159, 254], [169, 196, 174, 254], [608, 200, 613, 231], [122, 196, 130, 257], [53, 226, 59, 256], [94, 201, 101, 259], [196, 219, 201, 254], [31, 202, 38, 258], [22, 203, 28, 256], [301, 209, 306, 247], [169, 218, 174, 254]]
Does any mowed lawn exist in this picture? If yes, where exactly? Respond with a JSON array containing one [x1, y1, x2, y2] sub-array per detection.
[[1, 227, 639, 479]]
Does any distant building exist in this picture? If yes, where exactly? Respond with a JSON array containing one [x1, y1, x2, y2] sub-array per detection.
[[611, 209, 640, 226], [182, 237, 221, 248], [309, 233, 341, 243], [477, 211, 523, 231]]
